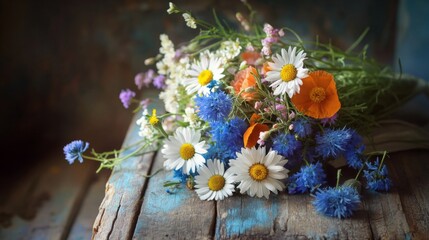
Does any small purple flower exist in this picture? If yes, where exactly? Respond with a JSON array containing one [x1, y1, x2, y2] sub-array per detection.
[[119, 89, 136, 109], [174, 50, 184, 60], [63, 140, 89, 164], [134, 70, 155, 89], [140, 98, 152, 109], [275, 104, 288, 119], [261, 23, 282, 56], [153, 75, 166, 89], [134, 72, 145, 90]]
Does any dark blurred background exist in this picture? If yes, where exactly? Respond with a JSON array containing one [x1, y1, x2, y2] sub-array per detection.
[[1, 0, 428, 181]]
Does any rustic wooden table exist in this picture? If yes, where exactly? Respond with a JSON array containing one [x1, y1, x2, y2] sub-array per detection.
[[91, 111, 429, 240]]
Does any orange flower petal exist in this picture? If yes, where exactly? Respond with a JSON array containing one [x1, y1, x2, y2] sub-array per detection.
[[262, 62, 271, 75], [249, 113, 261, 125], [291, 70, 341, 119], [241, 51, 261, 65], [231, 66, 259, 101], [243, 123, 270, 148]]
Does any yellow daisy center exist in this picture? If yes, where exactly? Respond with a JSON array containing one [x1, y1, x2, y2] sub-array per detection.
[[198, 70, 214, 86], [280, 64, 297, 82], [309, 87, 327, 103], [179, 143, 195, 160], [149, 109, 159, 125], [208, 174, 225, 191], [249, 163, 269, 181]]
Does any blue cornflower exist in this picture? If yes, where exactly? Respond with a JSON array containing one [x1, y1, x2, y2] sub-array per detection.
[[315, 128, 353, 159], [363, 159, 392, 192], [272, 133, 302, 158], [195, 91, 232, 122], [119, 89, 136, 109], [288, 162, 326, 194], [344, 130, 365, 169], [63, 140, 89, 164], [344, 145, 365, 169], [313, 186, 361, 219], [173, 169, 189, 183], [204, 143, 238, 167], [210, 117, 247, 144], [207, 80, 220, 89], [208, 118, 247, 166], [292, 118, 312, 138]]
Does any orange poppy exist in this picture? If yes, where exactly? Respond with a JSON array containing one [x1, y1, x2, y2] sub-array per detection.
[[291, 70, 341, 119], [231, 66, 259, 101], [243, 123, 270, 148], [241, 51, 261, 65]]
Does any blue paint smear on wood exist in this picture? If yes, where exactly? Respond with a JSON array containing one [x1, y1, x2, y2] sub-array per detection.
[[220, 196, 279, 237], [142, 171, 189, 215]]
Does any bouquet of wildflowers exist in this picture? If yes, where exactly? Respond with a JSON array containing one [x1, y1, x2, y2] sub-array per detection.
[[64, 2, 422, 219]]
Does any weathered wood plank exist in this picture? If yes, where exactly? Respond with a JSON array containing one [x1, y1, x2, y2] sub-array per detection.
[[216, 193, 372, 239], [388, 150, 429, 239], [69, 171, 110, 240], [133, 152, 216, 240], [216, 195, 279, 239], [91, 90, 161, 240], [0, 156, 96, 240], [364, 191, 411, 239], [364, 153, 412, 239], [91, 113, 156, 240]]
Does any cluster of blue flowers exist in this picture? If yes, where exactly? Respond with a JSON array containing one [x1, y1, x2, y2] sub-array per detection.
[[363, 158, 392, 192], [268, 119, 392, 218], [195, 90, 247, 167]]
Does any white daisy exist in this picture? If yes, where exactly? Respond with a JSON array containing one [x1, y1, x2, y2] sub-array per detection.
[[183, 53, 225, 96], [161, 127, 208, 174], [265, 46, 308, 98], [229, 146, 289, 199], [194, 159, 235, 201]]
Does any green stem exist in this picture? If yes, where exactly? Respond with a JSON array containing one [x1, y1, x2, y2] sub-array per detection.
[[336, 169, 342, 188]]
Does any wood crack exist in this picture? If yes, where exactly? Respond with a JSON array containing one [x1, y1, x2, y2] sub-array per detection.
[[127, 152, 157, 240], [107, 194, 122, 240], [210, 201, 217, 240]]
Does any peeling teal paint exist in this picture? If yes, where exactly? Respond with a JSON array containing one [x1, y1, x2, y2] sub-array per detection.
[[140, 171, 189, 215], [223, 196, 279, 237]]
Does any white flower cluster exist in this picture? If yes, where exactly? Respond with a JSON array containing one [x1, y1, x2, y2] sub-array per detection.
[[156, 34, 191, 113]]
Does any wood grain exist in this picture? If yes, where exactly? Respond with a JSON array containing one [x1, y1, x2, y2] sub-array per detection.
[[91, 90, 162, 240], [133, 152, 216, 240], [387, 150, 429, 239], [91, 112, 156, 240], [0, 156, 96, 240], [216, 194, 372, 239], [69, 171, 110, 240]]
